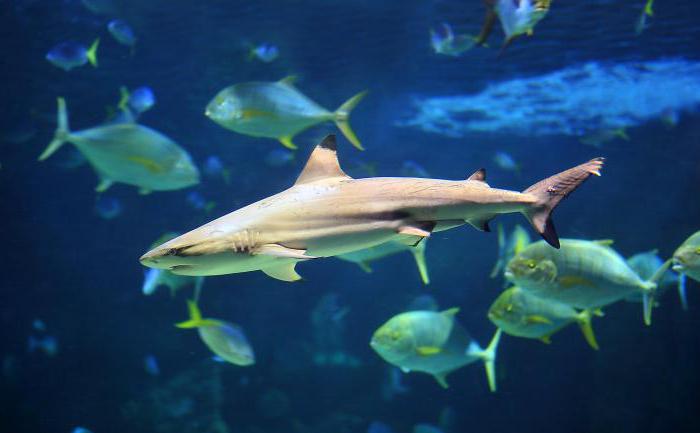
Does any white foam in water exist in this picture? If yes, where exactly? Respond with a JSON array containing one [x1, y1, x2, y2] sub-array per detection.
[[397, 59, 700, 138]]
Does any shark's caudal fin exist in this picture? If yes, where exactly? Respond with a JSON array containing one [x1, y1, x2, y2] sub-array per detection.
[[175, 300, 219, 328], [576, 309, 600, 350], [522, 158, 604, 248], [466, 328, 502, 392], [333, 91, 368, 151], [39, 97, 71, 161], [642, 259, 672, 326]]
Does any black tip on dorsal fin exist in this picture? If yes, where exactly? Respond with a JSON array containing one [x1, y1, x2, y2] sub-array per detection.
[[468, 168, 486, 182], [319, 134, 337, 151]]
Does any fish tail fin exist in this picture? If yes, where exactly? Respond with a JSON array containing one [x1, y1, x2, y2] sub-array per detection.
[[118, 86, 130, 111], [642, 259, 673, 326], [678, 273, 689, 311], [645, 0, 654, 16], [333, 90, 368, 151], [175, 299, 204, 328], [522, 158, 605, 248], [615, 128, 629, 141], [467, 328, 502, 392], [410, 241, 430, 285], [87, 38, 99, 67], [39, 97, 71, 161], [489, 223, 506, 278], [576, 309, 600, 350]]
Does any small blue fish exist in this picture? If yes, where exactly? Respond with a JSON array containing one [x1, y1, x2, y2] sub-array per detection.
[[186, 191, 216, 213], [144, 354, 160, 376], [493, 151, 520, 174], [250, 43, 279, 63], [71, 427, 94, 433], [108, 20, 136, 46], [264, 149, 295, 167], [46, 39, 99, 71], [430, 23, 476, 57], [95, 195, 123, 219], [27, 335, 58, 357], [32, 319, 46, 332], [400, 160, 430, 178], [128, 86, 155, 113], [203, 155, 230, 184]]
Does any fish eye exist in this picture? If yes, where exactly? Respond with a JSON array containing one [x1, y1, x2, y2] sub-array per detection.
[[527, 260, 536, 269], [215, 95, 225, 106], [506, 304, 514, 312]]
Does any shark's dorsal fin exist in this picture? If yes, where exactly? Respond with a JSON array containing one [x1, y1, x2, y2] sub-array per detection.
[[294, 135, 350, 185], [467, 168, 486, 182]]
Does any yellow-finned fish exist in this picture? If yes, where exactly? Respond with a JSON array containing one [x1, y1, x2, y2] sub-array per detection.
[[337, 239, 430, 285], [205, 76, 367, 150], [38, 98, 199, 194], [625, 249, 683, 309], [672, 230, 700, 309], [505, 239, 670, 326], [488, 286, 599, 350], [370, 308, 502, 391], [475, 0, 551, 51], [175, 300, 254, 366], [491, 223, 531, 280]]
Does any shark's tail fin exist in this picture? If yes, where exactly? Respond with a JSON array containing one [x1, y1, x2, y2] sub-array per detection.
[[333, 90, 367, 151], [642, 259, 672, 326], [522, 158, 604, 248], [467, 328, 502, 392], [39, 97, 71, 161]]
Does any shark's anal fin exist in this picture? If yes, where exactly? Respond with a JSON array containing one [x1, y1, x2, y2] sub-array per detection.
[[254, 244, 317, 260], [294, 135, 350, 185], [261, 262, 302, 282]]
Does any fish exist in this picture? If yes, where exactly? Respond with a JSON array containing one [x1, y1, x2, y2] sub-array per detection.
[[406, 294, 439, 312], [493, 151, 520, 174], [264, 148, 296, 167], [27, 335, 59, 357], [491, 224, 531, 279], [626, 249, 682, 309], [32, 319, 47, 332], [140, 135, 603, 281], [39, 98, 199, 194], [143, 354, 160, 376], [476, 0, 551, 50], [186, 191, 217, 213], [94, 195, 123, 219], [505, 239, 671, 325], [205, 76, 367, 150], [337, 239, 430, 285], [81, 0, 116, 15], [142, 267, 204, 296], [125, 86, 156, 114], [413, 424, 444, 433], [370, 308, 502, 391], [488, 286, 599, 349], [250, 43, 279, 63], [108, 19, 136, 47], [579, 128, 629, 148], [71, 427, 94, 433], [46, 39, 99, 71], [430, 23, 477, 57], [634, 0, 654, 35], [202, 155, 231, 184], [175, 300, 255, 366], [672, 231, 700, 308]]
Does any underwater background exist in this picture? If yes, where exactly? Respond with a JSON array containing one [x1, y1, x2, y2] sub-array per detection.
[[2, 1, 700, 433]]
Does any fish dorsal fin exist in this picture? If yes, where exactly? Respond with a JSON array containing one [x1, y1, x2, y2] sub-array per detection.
[[294, 135, 350, 185], [593, 239, 614, 246], [278, 75, 298, 86], [442, 307, 460, 317], [467, 168, 486, 182]]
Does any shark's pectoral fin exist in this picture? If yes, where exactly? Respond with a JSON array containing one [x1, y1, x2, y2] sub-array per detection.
[[261, 262, 302, 282], [397, 221, 436, 244], [466, 215, 494, 232], [254, 244, 317, 260]]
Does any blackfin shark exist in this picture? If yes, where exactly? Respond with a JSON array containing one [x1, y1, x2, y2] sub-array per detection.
[[140, 135, 603, 281]]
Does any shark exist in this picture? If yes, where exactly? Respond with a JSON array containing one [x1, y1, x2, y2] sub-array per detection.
[[140, 135, 603, 282]]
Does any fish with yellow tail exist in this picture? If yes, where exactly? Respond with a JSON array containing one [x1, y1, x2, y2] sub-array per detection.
[[488, 286, 600, 350], [475, 0, 551, 51], [205, 76, 367, 150], [370, 308, 502, 391], [140, 134, 603, 281], [505, 239, 671, 326], [672, 230, 700, 308], [337, 239, 430, 285], [176, 300, 255, 366], [491, 223, 531, 280], [39, 98, 199, 194]]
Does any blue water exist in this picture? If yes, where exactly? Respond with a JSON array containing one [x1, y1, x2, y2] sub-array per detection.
[[1, 1, 700, 433]]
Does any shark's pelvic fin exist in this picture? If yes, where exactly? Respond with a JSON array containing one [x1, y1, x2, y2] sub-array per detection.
[[261, 262, 302, 281], [254, 244, 316, 260], [294, 134, 351, 185]]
